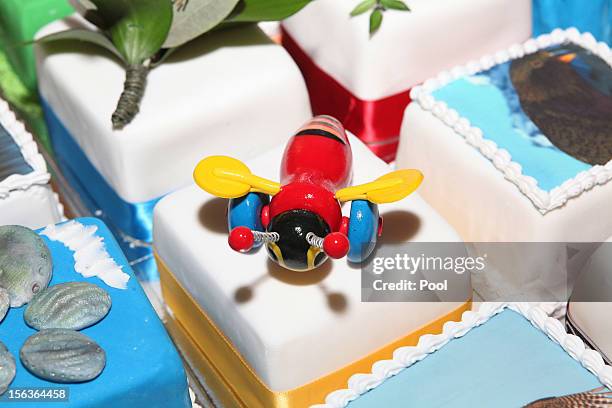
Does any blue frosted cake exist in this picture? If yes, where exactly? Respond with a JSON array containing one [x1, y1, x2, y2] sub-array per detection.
[[314, 303, 612, 407], [0, 218, 190, 407], [397, 28, 612, 301]]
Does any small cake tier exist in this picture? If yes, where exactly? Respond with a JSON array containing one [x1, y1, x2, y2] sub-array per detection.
[[0, 218, 190, 408], [315, 303, 612, 407], [35, 16, 311, 277], [0, 98, 62, 229], [282, 0, 531, 160], [397, 29, 612, 300], [153, 134, 471, 407]]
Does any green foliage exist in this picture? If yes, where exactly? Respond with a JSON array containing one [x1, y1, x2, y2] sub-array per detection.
[[350, 0, 375, 17], [380, 0, 410, 11], [369, 8, 383, 35], [349, 0, 410, 36], [163, 0, 240, 48], [89, 0, 173, 64], [35, 29, 124, 61], [226, 0, 313, 22], [40, 0, 314, 128]]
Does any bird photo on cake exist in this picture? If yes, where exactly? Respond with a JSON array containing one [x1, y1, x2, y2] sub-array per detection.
[[523, 386, 612, 407], [509, 44, 612, 166]]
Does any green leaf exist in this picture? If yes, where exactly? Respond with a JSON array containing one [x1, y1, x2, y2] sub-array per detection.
[[162, 0, 240, 48], [90, 0, 173, 64], [35, 29, 124, 62], [225, 0, 312, 22], [369, 8, 383, 35], [350, 0, 376, 17], [380, 0, 410, 11]]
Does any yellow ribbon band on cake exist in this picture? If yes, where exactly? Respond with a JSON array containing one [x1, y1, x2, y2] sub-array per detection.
[[156, 254, 471, 408]]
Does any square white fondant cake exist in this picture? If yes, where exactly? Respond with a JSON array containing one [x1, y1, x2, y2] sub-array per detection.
[[153, 134, 471, 406], [0, 98, 63, 229], [397, 28, 612, 301], [281, 0, 532, 160], [314, 302, 612, 407], [35, 16, 312, 244]]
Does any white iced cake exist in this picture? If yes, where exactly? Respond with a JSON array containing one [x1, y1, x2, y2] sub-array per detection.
[[153, 134, 471, 407], [397, 28, 612, 301], [0, 98, 62, 229], [282, 0, 532, 160], [35, 16, 312, 277]]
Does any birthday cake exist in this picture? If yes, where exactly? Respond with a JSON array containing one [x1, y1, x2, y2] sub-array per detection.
[[397, 28, 612, 301], [281, 0, 532, 161], [35, 17, 312, 279], [0, 218, 190, 407], [0, 98, 62, 229], [153, 126, 471, 407], [313, 302, 612, 407]]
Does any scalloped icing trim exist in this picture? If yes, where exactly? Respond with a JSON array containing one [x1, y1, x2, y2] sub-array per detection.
[[410, 28, 612, 214], [0, 98, 51, 199], [41, 220, 130, 289], [312, 302, 612, 408]]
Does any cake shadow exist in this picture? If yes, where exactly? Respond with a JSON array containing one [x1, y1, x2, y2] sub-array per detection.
[[347, 210, 422, 269], [233, 259, 348, 313], [378, 211, 421, 244], [198, 198, 228, 234]]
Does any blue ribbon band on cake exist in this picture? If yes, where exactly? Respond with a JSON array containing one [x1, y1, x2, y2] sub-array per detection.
[[41, 98, 161, 281]]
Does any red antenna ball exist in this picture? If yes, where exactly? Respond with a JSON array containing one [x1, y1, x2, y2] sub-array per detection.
[[229, 227, 254, 252], [323, 232, 350, 259]]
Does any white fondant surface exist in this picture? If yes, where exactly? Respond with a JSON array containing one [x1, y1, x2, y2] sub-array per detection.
[[36, 16, 312, 203], [397, 102, 612, 300], [282, 0, 532, 100], [154, 134, 468, 391], [0, 185, 63, 229]]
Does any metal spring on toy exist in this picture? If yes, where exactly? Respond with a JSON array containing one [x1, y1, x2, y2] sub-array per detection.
[[253, 231, 280, 243], [306, 232, 324, 248]]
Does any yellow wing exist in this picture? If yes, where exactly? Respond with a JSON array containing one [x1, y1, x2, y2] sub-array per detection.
[[193, 156, 281, 199], [335, 169, 423, 204]]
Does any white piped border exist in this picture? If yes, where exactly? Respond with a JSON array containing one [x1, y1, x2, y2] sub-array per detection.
[[41, 220, 130, 289], [410, 28, 612, 214], [0, 98, 51, 199], [312, 302, 612, 408]]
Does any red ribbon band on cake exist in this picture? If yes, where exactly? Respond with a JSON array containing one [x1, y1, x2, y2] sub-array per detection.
[[281, 28, 412, 163]]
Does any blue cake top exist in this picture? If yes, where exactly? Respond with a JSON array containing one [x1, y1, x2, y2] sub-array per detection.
[[433, 42, 611, 192], [0, 218, 190, 408], [0, 120, 34, 182], [348, 309, 603, 408], [314, 303, 611, 408]]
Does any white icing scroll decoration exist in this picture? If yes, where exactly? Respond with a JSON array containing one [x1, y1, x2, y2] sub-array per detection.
[[411, 28, 612, 214], [41, 220, 130, 289], [311, 302, 612, 408], [0, 99, 51, 199]]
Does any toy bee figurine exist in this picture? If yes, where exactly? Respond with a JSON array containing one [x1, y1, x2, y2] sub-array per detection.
[[194, 115, 423, 272]]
